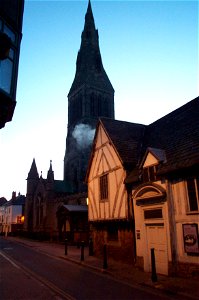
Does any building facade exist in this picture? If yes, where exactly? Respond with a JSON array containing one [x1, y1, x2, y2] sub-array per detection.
[[86, 118, 145, 264], [0, 192, 25, 235], [86, 97, 199, 277], [0, 0, 24, 128], [24, 159, 73, 240], [130, 97, 199, 277]]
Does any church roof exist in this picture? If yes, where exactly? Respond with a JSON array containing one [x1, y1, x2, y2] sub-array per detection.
[[54, 180, 74, 194], [63, 204, 88, 212], [68, 0, 114, 96]]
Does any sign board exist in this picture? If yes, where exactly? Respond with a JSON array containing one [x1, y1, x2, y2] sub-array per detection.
[[182, 224, 199, 254]]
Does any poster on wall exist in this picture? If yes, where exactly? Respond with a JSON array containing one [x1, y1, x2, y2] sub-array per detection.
[[183, 224, 199, 254]]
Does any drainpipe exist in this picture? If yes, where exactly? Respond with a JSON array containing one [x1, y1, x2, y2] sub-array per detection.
[[166, 179, 178, 276], [127, 185, 137, 263]]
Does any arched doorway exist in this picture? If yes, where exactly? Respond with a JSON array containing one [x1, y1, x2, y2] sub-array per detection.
[[133, 183, 170, 275]]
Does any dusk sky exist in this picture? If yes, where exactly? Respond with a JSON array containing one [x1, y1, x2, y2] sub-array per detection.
[[0, 0, 198, 200]]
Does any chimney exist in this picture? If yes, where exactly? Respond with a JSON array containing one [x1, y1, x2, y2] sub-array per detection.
[[12, 191, 16, 200]]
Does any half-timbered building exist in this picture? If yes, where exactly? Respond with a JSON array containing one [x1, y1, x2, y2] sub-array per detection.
[[86, 118, 145, 263], [86, 96, 199, 277]]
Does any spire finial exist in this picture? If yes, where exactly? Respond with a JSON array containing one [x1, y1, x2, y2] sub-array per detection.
[[85, 0, 94, 27]]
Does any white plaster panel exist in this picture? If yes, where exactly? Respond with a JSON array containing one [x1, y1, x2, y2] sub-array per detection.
[[143, 152, 158, 167]]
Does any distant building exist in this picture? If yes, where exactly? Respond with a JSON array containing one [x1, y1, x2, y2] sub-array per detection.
[[24, 159, 75, 240], [0, 197, 7, 233], [86, 97, 199, 277], [0, 192, 25, 235], [0, 0, 24, 129]]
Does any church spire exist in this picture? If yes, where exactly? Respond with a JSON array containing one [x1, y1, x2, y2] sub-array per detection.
[[68, 0, 114, 97], [26, 158, 39, 195], [47, 160, 54, 182], [84, 0, 95, 32], [64, 0, 114, 193], [27, 158, 39, 180]]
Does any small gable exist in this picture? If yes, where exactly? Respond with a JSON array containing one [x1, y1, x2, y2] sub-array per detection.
[[143, 152, 159, 167], [142, 147, 166, 168]]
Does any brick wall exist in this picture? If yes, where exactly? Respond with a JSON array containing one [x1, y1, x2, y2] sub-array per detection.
[[92, 228, 135, 264]]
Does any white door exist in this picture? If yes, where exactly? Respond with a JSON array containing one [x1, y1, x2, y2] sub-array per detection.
[[146, 225, 168, 275]]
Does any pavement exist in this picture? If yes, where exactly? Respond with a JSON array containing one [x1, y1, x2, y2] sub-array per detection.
[[4, 236, 199, 300]]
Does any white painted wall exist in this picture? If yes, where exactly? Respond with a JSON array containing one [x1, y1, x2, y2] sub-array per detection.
[[172, 180, 199, 265]]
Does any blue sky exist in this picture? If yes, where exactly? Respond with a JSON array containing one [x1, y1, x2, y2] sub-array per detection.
[[0, 0, 198, 200]]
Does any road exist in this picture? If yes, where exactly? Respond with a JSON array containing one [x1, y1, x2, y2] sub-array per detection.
[[0, 237, 181, 300]]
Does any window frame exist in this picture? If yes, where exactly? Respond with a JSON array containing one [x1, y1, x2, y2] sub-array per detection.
[[186, 177, 199, 213], [99, 173, 109, 202], [142, 165, 157, 182], [0, 18, 17, 97]]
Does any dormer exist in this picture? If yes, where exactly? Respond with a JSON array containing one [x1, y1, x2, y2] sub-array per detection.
[[140, 148, 166, 182]]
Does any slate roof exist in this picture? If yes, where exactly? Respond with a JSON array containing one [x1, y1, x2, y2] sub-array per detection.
[[100, 117, 146, 168], [63, 205, 88, 213], [0, 197, 7, 206], [5, 195, 26, 206], [54, 180, 74, 194], [145, 96, 199, 174], [97, 96, 199, 177]]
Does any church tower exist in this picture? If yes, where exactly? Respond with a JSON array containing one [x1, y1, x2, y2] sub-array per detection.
[[64, 0, 114, 193]]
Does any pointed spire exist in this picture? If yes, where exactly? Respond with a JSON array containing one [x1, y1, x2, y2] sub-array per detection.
[[68, 0, 114, 96], [84, 0, 95, 31], [82, 0, 97, 47], [47, 160, 54, 182], [27, 158, 39, 179]]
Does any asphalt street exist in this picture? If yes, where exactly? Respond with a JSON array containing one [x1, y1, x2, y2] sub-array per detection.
[[0, 237, 177, 300]]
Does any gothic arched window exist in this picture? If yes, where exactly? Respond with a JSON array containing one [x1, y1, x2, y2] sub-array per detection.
[[98, 95, 102, 116], [36, 193, 44, 226], [103, 98, 109, 117], [90, 93, 95, 116]]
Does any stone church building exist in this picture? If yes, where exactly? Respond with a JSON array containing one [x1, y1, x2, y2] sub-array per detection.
[[24, 1, 115, 240], [64, 0, 114, 193]]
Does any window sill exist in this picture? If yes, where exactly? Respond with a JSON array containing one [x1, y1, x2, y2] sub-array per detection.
[[186, 211, 199, 215]]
